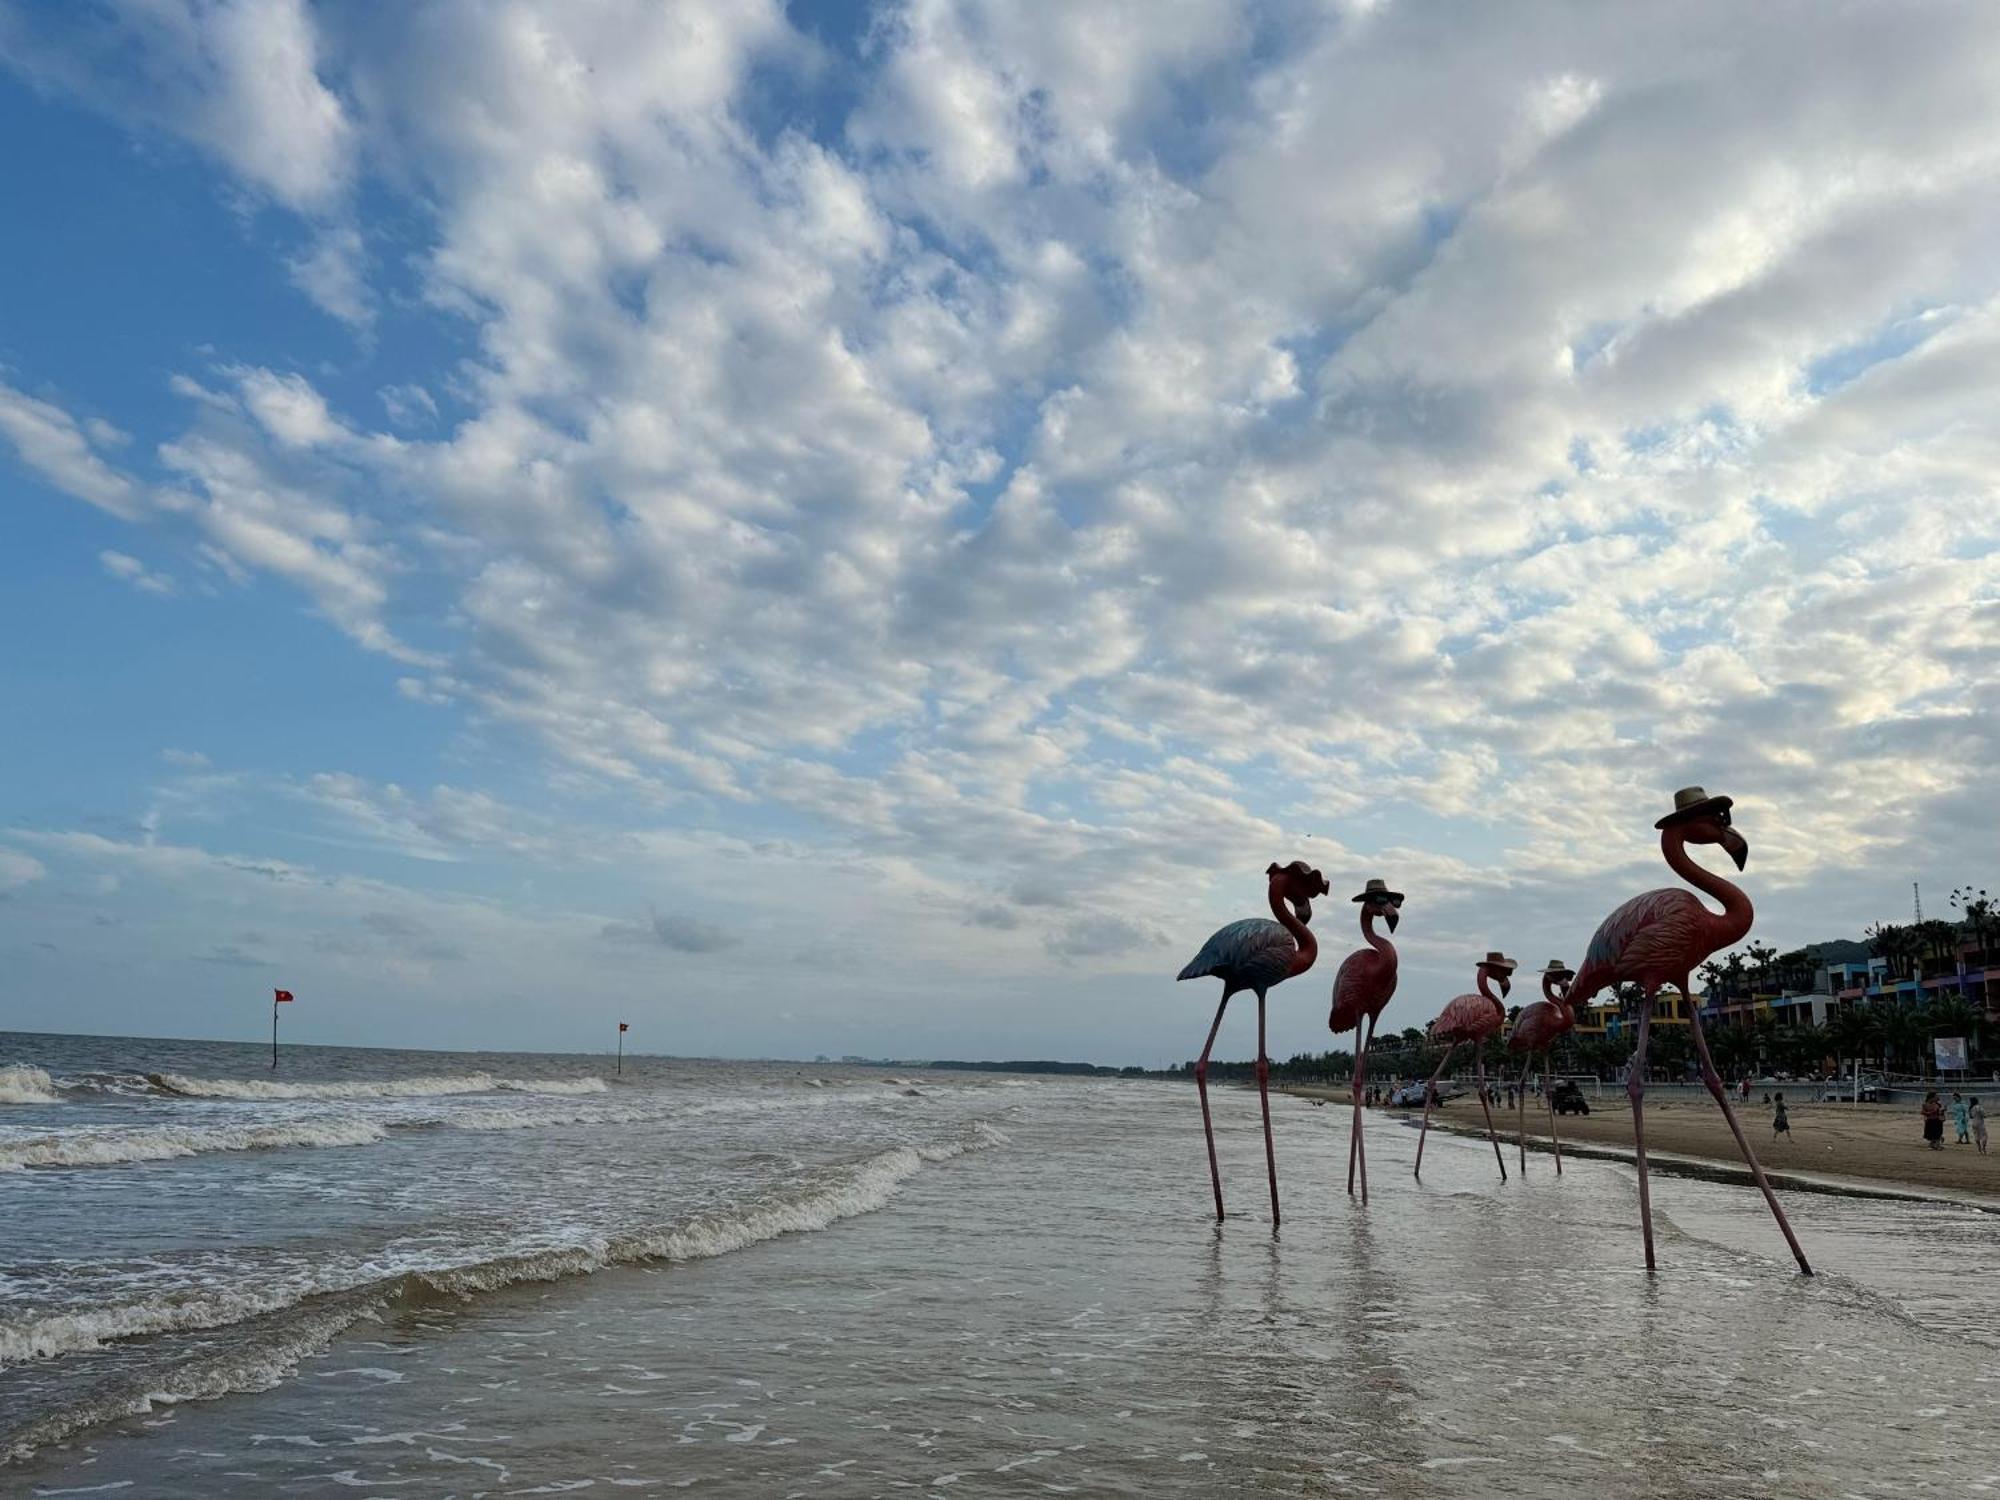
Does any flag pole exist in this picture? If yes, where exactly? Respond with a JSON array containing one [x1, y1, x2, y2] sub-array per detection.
[[272, 993, 279, 1069], [617, 1024, 624, 1076]]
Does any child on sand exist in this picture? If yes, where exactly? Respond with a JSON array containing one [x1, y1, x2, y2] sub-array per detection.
[[1772, 1091, 1789, 1140], [1921, 1091, 1945, 1150], [1973, 1097, 1988, 1156]]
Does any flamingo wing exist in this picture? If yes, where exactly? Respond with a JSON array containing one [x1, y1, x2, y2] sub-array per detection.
[[1429, 991, 1502, 1043], [1570, 887, 1706, 1001], [1328, 947, 1392, 1033], [1176, 917, 1296, 994]]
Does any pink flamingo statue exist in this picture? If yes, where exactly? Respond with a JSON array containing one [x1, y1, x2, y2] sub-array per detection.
[[1569, 787, 1812, 1275], [1328, 878, 1402, 1206], [1506, 960, 1576, 1175], [1412, 952, 1515, 1182], [1177, 860, 1331, 1226]]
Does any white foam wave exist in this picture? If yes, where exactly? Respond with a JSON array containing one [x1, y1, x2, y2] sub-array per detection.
[[0, 1118, 388, 1172], [0, 1066, 60, 1105], [0, 1120, 1007, 1388], [147, 1071, 608, 1101]]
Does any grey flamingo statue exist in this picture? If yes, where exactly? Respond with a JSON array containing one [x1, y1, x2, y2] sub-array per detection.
[[1328, 878, 1402, 1206], [1176, 860, 1331, 1226], [1412, 952, 1515, 1181], [1506, 960, 1577, 1175], [1569, 787, 1811, 1275]]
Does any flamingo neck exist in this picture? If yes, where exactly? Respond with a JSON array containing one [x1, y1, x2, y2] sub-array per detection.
[[1269, 884, 1317, 977], [1543, 976, 1573, 1020], [1663, 827, 1753, 950], [1361, 909, 1397, 972], [1476, 968, 1505, 1017]]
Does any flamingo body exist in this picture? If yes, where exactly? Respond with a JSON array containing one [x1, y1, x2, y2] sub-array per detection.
[[1429, 991, 1503, 1045], [1329, 948, 1395, 1034], [1571, 887, 1727, 1003], [1507, 999, 1571, 1055], [1177, 919, 1300, 997]]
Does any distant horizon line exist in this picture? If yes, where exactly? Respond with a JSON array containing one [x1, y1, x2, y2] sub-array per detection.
[[0, 1026, 1170, 1071]]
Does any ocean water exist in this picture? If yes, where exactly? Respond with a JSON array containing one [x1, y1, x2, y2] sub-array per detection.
[[3, 1032, 1999, 1497]]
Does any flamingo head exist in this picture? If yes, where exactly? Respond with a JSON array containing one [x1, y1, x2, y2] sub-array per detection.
[[1540, 960, 1575, 1003], [1266, 861, 1331, 924], [1478, 951, 1517, 998], [1657, 788, 1748, 869], [1350, 878, 1403, 933]]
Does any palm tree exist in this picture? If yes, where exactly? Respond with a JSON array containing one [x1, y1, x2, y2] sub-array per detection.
[[1881, 1004, 1928, 1078], [1868, 921, 1914, 982], [1711, 1023, 1755, 1079], [1745, 941, 1780, 993], [1826, 1006, 1875, 1080], [1952, 885, 1995, 960], [1650, 1026, 1692, 1081]]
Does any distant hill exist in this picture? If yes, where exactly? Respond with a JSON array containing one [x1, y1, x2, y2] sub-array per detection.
[[1802, 938, 1872, 963]]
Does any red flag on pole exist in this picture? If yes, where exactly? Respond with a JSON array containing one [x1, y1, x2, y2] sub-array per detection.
[[618, 1022, 629, 1032], [274, 989, 294, 1003]]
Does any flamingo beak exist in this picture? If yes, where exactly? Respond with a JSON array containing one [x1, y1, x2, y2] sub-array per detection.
[[1384, 907, 1400, 933], [1721, 827, 1748, 870], [1294, 897, 1313, 924], [1500, 974, 1512, 997]]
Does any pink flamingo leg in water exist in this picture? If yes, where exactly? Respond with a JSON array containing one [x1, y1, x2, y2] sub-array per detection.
[[1628, 1000, 1656, 1273], [1348, 1014, 1375, 1203], [1412, 1043, 1455, 1180], [1516, 1059, 1535, 1174], [1684, 981, 1811, 1275], [1544, 1059, 1562, 1176], [1255, 994, 1280, 1230], [1474, 1053, 1507, 1181], [1193, 995, 1230, 1223]]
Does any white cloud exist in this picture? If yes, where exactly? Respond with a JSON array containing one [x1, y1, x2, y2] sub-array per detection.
[[100, 550, 178, 596], [0, 383, 144, 518], [4, 3, 1999, 1055], [0, 847, 46, 895]]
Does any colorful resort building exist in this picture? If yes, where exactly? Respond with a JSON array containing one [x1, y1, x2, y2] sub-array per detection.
[[1568, 924, 1997, 1056]]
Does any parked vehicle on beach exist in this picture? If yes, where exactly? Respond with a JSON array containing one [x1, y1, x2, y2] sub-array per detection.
[[1550, 1081, 1591, 1116]]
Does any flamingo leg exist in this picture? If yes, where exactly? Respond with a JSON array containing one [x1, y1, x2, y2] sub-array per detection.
[[1348, 1013, 1375, 1203], [1628, 998, 1656, 1273], [1684, 983, 1812, 1276], [1413, 1042, 1456, 1180], [1516, 1058, 1534, 1174], [1194, 993, 1231, 1223], [1256, 992, 1279, 1231], [1544, 1057, 1562, 1176], [1475, 1051, 1507, 1181]]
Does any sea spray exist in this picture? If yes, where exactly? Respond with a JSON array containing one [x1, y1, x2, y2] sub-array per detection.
[[0, 1066, 60, 1106]]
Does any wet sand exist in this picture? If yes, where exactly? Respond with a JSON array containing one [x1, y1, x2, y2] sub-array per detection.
[[1283, 1086, 2000, 1200]]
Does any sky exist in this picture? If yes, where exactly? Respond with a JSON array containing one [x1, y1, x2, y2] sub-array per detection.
[[2, 1, 1997, 1065]]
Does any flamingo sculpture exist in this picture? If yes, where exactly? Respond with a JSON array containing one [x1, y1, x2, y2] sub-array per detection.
[[1328, 878, 1401, 1206], [1506, 960, 1576, 1175], [1569, 787, 1812, 1275], [1412, 952, 1515, 1182], [1177, 860, 1331, 1226]]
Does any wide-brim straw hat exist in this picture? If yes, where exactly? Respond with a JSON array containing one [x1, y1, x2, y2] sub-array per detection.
[[1540, 959, 1574, 976], [1479, 951, 1518, 972], [1655, 785, 1733, 829], [1351, 877, 1405, 904]]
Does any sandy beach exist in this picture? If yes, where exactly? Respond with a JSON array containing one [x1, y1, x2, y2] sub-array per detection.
[[1283, 1085, 2000, 1200]]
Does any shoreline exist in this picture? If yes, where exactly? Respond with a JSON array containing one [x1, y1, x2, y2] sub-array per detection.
[[1277, 1084, 2000, 1212]]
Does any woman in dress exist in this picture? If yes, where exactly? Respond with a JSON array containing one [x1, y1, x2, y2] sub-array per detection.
[[1920, 1091, 1946, 1151]]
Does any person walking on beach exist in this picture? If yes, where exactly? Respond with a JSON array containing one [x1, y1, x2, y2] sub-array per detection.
[[1772, 1090, 1790, 1141], [1921, 1091, 1946, 1150], [1972, 1097, 1989, 1155], [1952, 1092, 1971, 1145]]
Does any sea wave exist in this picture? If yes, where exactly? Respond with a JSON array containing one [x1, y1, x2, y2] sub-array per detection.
[[0, 1123, 1007, 1459], [0, 1118, 390, 1172], [144, 1071, 608, 1100], [0, 1066, 60, 1106]]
